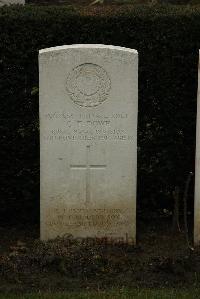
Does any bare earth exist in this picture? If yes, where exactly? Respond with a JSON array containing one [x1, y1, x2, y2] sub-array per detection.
[[0, 218, 199, 293]]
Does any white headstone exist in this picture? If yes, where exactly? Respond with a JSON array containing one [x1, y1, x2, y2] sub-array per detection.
[[0, 0, 24, 6], [195, 51, 200, 245], [39, 44, 138, 244]]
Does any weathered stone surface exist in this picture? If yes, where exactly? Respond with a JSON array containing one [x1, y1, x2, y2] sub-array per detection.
[[195, 51, 200, 245], [39, 44, 138, 243], [0, 0, 24, 6]]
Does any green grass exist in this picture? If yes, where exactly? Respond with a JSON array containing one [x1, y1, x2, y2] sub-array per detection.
[[1, 289, 200, 299]]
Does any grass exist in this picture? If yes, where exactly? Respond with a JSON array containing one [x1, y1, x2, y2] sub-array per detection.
[[1, 289, 200, 299]]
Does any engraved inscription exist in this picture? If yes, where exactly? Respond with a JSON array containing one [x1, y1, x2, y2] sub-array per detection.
[[43, 112, 135, 142], [45, 208, 128, 228], [66, 63, 111, 108]]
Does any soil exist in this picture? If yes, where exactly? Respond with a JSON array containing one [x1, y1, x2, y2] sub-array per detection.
[[0, 218, 200, 294]]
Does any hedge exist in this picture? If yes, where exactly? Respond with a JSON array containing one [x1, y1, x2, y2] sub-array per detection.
[[0, 4, 199, 225]]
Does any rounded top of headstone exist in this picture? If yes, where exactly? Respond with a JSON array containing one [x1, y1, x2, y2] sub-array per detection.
[[39, 44, 138, 55]]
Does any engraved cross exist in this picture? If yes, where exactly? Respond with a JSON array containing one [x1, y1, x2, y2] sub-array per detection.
[[70, 145, 106, 205]]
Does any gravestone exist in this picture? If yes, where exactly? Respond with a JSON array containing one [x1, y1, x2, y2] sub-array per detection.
[[0, 0, 24, 6], [39, 44, 138, 243], [195, 51, 200, 245]]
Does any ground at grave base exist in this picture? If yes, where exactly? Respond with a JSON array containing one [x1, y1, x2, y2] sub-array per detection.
[[0, 218, 200, 295]]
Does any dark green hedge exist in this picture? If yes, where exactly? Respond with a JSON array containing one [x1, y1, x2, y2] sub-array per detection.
[[0, 5, 199, 224]]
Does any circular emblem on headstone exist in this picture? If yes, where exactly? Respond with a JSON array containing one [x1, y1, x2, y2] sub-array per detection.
[[66, 63, 111, 108]]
